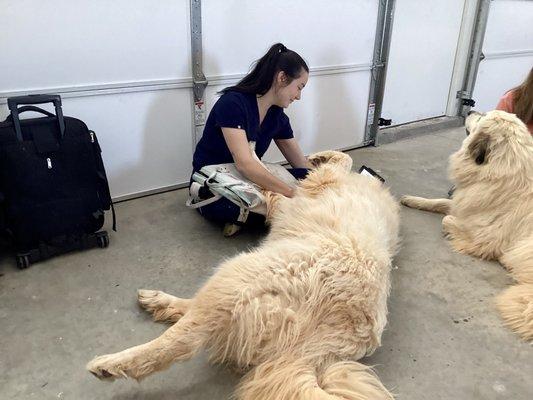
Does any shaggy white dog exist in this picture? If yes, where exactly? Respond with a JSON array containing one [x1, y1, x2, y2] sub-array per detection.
[[87, 151, 400, 399], [402, 110, 533, 341]]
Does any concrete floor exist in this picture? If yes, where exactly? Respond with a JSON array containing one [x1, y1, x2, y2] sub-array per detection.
[[1, 126, 531, 400]]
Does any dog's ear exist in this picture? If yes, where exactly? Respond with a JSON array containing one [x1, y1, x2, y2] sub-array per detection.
[[467, 131, 491, 165], [308, 154, 328, 168]]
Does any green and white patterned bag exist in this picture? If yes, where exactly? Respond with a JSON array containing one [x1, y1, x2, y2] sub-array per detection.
[[186, 163, 297, 221]]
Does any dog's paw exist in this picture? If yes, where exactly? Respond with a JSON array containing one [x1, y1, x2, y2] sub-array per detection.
[[400, 195, 417, 207], [87, 350, 156, 381], [441, 215, 456, 238], [400, 195, 410, 204], [138, 289, 190, 323], [138, 289, 166, 311], [87, 354, 130, 381]]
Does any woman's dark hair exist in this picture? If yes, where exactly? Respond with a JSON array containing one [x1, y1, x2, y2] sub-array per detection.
[[219, 43, 309, 95]]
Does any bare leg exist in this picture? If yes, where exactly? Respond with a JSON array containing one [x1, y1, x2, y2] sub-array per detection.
[[401, 195, 451, 214], [138, 289, 192, 323], [87, 313, 205, 381]]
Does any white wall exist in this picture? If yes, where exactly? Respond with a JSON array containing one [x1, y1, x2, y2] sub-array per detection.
[[381, 0, 465, 126], [62, 91, 193, 199], [473, 0, 533, 112], [0, 0, 193, 200], [0, 0, 191, 89], [202, 0, 377, 76], [202, 0, 379, 161], [0, 0, 379, 199], [2, 0, 527, 200]]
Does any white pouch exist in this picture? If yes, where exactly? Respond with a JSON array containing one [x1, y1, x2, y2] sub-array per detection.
[[186, 162, 297, 217]]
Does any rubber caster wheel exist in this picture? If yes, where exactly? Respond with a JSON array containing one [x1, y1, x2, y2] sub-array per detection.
[[16, 254, 31, 269], [97, 233, 109, 248]]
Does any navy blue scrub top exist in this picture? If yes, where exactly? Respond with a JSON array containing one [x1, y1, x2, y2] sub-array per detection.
[[192, 90, 294, 172]]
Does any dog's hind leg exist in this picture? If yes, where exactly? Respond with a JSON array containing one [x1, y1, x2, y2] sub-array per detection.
[[496, 283, 533, 341], [499, 235, 533, 283], [138, 289, 191, 323], [496, 237, 533, 341], [87, 312, 205, 381], [401, 195, 451, 214]]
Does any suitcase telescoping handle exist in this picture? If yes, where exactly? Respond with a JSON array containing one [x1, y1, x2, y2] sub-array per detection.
[[7, 94, 66, 141], [5, 106, 56, 120]]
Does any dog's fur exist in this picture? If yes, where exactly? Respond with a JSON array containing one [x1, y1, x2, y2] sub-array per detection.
[[87, 150, 400, 399], [401, 111, 533, 341]]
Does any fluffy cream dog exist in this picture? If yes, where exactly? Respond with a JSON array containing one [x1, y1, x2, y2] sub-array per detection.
[[87, 150, 400, 400], [401, 110, 533, 341]]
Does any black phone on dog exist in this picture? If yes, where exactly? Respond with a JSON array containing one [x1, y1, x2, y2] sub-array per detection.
[[358, 165, 385, 183]]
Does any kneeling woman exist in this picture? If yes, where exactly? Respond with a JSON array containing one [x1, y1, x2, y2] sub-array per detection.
[[190, 43, 311, 234]]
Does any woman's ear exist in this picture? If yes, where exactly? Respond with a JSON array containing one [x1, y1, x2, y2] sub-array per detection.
[[277, 71, 289, 86]]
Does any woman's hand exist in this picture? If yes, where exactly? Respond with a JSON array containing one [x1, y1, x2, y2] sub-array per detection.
[[222, 128, 296, 197], [285, 187, 295, 198]]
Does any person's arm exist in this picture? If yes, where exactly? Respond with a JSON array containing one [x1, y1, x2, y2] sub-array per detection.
[[222, 128, 295, 197], [496, 91, 514, 113], [274, 138, 313, 169]]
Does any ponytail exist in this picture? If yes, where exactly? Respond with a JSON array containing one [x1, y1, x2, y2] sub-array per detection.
[[219, 43, 308, 95]]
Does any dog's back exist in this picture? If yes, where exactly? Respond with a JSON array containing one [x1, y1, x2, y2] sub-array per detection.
[[269, 166, 400, 260]]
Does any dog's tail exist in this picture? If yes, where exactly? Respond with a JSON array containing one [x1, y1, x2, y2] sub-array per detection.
[[400, 195, 451, 214], [496, 283, 533, 341], [235, 355, 393, 400]]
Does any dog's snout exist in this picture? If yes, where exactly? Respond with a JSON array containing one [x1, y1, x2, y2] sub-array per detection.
[[465, 110, 483, 136]]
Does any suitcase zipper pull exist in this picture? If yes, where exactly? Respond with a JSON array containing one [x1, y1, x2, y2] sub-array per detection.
[[90, 131, 95, 143], [47, 157, 52, 169]]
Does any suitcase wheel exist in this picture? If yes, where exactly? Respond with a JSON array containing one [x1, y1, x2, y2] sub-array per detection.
[[16, 254, 31, 269], [97, 233, 110, 248]]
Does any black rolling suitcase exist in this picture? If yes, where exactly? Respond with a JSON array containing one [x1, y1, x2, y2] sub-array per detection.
[[0, 94, 116, 268]]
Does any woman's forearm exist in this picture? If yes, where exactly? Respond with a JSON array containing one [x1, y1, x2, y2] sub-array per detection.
[[275, 138, 313, 169], [237, 159, 294, 197]]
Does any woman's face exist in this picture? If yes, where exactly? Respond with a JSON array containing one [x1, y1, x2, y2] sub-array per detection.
[[274, 69, 309, 108]]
